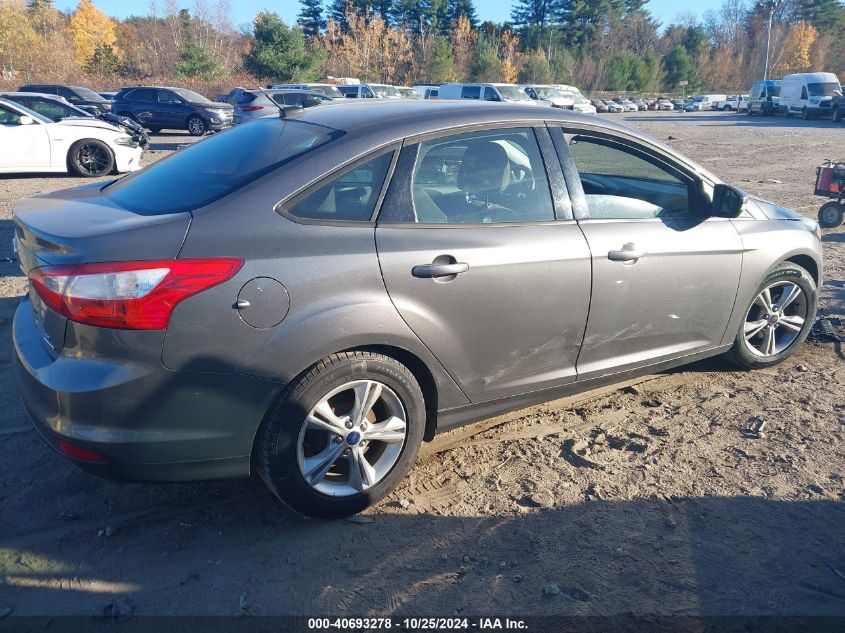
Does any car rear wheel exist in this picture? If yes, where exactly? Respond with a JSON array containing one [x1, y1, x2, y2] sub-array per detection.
[[834, 107, 843, 123], [186, 115, 207, 136], [256, 351, 426, 518], [818, 201, 845, 228], [802, 107, 811, 120], [148, 127, 161, 133], [722, 104, 731, 111], [724, 262, 816, 370], [67, 139, 115, 177]]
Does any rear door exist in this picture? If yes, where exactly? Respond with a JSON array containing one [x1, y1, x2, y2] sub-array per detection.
[[375, 125, 592, 402], [550, 125, 743, 380]]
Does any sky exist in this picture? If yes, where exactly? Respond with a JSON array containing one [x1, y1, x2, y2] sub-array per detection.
[[54, 0, 727, 31]]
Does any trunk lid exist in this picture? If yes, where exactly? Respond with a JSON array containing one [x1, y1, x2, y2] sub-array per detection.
[[13, 184, 191, 357]]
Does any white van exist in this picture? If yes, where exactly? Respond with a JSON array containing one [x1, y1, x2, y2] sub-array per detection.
[[780, 72, 842, 119], [696, 94, 727, 110], [437, 83, 538, 105]]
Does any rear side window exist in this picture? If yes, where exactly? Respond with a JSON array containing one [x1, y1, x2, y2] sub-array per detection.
[[287, 152, 394, 222], [105, 119, 344, 215], [461, 86, 481, 99]]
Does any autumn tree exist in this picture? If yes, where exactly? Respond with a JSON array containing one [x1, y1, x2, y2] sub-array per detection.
[[773, 21, 819, 75], [499, 29, 520, 84], [69, 0, 119, 67], [451, 14, 477, 80], [0, 0, 42, 72]]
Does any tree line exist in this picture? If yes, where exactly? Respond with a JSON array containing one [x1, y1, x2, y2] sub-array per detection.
[[0, 0, 843, 97]]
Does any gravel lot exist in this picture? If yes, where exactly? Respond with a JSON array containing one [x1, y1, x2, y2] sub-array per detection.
[[0, 115, 844, 620]]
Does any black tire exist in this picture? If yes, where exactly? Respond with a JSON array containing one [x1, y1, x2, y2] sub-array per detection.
[[747, 106, 754, 116], [67, 139, 115, 177], [722, 104, 731, 111], [833, 107, 843, 123], [256, 351, 426, 519], [186, 115, 207, 136], [724, 262, 816, 370], [802, 107, 811, 120], [818, 201, 845, 228], [782, 107, 790, 118], [147, 127, 162, 134]]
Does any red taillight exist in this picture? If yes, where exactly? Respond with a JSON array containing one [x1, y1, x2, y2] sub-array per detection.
[[58, 441, 109, 463], [29, 258, 243, 330], [239, 105, 265, 111]]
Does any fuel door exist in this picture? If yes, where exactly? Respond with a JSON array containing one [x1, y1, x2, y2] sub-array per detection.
[[236, 277, 289, 329]]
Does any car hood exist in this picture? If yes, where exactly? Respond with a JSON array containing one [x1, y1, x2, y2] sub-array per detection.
[[189, 101, 234, 110], [56, 117, 121, 133], [751, 196, 803, 221]]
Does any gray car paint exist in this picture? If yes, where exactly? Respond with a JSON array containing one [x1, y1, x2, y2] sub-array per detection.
[[12, 101, 823, 481]]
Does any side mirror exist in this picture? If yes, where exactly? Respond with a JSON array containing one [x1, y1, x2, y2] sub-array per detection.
[[19, 115, 34, 125], [712, 183, 747, 218]]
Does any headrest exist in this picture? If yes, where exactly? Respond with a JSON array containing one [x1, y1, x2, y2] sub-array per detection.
[[457, 140, 510, 195]]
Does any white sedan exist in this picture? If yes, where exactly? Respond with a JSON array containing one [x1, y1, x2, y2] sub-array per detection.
[[0, 97, 144, 177]]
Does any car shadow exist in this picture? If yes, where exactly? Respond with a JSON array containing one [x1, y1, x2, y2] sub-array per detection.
[[822, 232, 845, 243]]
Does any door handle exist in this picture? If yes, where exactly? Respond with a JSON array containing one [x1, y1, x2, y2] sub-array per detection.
[[412, 262, 469, 278], [608, 244, 647, 262]]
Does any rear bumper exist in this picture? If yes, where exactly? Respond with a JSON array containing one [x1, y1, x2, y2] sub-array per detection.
[[13, 296, 280, 482]]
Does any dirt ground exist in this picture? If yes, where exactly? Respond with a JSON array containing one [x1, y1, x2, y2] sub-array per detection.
[[0, 115, 844, 621]]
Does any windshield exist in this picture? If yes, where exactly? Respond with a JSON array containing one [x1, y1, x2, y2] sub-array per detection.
[[398, 88, 419, 98], [573, 95, 589, 104], [807, 82, 840, 97], [309, 85, 343, 98], [534, 87, 564, 99], [171, 88, 213, 104], [72, 87, 106, 102], [105, 119, 344, 214], [496, 85, 531, 101], [371, 85, 399, 98], [767, 86, 781, 97]]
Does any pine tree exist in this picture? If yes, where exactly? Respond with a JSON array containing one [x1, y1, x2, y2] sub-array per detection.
[[298, 0, 326, 37], [245, 11, 324, 81], [430, 35, 455, 81], [390, 0, 428, 31], [470, 35, 499, 81], [799, 0, 845, 36], [447, 0, 477, 29]]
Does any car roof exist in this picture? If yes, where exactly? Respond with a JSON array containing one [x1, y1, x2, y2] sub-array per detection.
[[281, 100, 651, 144], [0, 91, 67, 100]]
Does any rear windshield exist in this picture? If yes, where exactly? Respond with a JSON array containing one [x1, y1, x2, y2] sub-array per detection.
[[104, 118, 344, 214]]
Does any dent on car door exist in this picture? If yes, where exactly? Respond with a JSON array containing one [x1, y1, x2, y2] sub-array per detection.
[[375, 125, 592, 403], [551, 126, 744, 379]]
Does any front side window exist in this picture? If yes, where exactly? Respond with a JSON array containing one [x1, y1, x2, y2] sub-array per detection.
[[287, 151, 394, 222], [158, 90, 182, 104], [565, 132, 696, 220], [126, 88, 156, 102], [403, 128, 555, 224], [0, 105, 21, 125], [483, 87, 499, 102]]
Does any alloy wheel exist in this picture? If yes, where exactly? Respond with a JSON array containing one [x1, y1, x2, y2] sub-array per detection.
[[296, 380, 407, 497], [188, 117, 205, 135], [76, 143, 110, 175], [743, 280, 808, 357]]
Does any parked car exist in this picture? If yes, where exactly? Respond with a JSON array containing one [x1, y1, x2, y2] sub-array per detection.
[[747, 79, 781, 116], [603, 99, 624, 113], [521, 84, 575, 108], [0, 92, 148, 147], [232, 89, 327, 125], [412, 84, 441, 99], [0, 97, 143, 176], [396, 87, 420, 99], [633, 99, 648, 111], [646, 99, 659, 111], [780, 72, 842, 119], [18, 84, 112, 114], [591, 99, 609, 113], [657, 99, 674, 110], [617, 98, 638, 112], [570, 94, 597, 114], [338, 83, 402, 99], [438, 83, 538, 105], [715, 95, 748, 111], [99, 91, 117, 101], [683, 96, 704, 112], [112, 86, 233, 135], [271, 83, 345, 99], [11, 101, 822, 518]]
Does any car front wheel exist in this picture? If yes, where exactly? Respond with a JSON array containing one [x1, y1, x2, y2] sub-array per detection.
[[256, 351, 426, 518], [725, 262, 816, 370], [186, 115, 207, 136], [68, 139, 115, 177], [818, 201, 845, 228]]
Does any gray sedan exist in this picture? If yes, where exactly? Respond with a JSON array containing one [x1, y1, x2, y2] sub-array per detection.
[[12, 102, 821, 518]]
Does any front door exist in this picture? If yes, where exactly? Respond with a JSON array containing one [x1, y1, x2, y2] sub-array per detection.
[[552, 127, 743, 380], [0, 105, 50, 169], [376, 126, 592, 402], [157, 89, 188, 128]]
